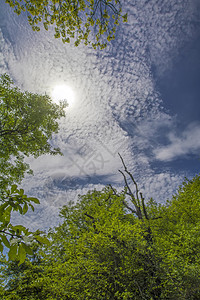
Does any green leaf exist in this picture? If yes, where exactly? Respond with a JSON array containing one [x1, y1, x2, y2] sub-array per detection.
[[11, 184, 18, 193], [18, 243, 26, 265], [22, 202, 29, 214], [23, 243, 34, 256], [0, 242, 3, 252], [17, 205, 23, 214], [29, 197, 40, 204], [0, 234, 10, 248], [35, 235, 50, 245], [12, 225, 26, 233], [29, 203, 35, 212], [19, 188, 24, 196], [3, 206, 12, 223], [8, 244, 18, 260]]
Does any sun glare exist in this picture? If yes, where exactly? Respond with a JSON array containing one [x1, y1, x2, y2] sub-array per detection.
[[52, 85, 75, 107]]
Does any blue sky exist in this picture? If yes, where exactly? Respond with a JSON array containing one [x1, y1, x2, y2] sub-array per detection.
[[0, 0, 200, 230]]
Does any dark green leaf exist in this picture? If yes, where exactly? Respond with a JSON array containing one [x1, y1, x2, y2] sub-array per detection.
[[29, 197, 40, 204], [22, 202, 28, 215], [0, 242, 3, 252], [29, 204, 35, 212]]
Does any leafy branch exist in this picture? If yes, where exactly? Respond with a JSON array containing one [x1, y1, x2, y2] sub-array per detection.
[[0, 184, 50, 264]]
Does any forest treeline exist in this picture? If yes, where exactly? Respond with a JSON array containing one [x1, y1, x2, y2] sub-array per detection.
[[0, 174, 200, 299]]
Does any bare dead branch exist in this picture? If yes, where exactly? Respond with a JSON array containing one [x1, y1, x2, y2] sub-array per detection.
[[118, 153, 140, 206], [118, 166, 142, 219], [122, 202, 137, 215], [109, 184, 119, 196], [109, 184, 137, 214], [118, 170, 137, 205], [140, 192, 149, 220]]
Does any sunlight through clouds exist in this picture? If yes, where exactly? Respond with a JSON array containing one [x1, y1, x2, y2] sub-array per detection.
[[52, 84, 75, 107]]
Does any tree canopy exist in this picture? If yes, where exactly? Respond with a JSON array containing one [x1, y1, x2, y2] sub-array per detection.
[[1, 173, 199, 299], [0, 73, 66, 263], [5, 0, 127, 49], [0, 73, 66, 189]]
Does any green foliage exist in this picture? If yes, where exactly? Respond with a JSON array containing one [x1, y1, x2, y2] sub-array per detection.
[[0, 73, 66, 189], [1, 175, 200, 299], [1, 187, 159, 299], [0, 73, 65, 263], [149, 175, 200, 299], [0, 184, 50, 265], [0, 246, 45, 299], [5, 0, 128, 49]]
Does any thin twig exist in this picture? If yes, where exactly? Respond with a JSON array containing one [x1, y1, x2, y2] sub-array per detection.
[[109, 184, 137, 214], [0, 230, 22, 239]]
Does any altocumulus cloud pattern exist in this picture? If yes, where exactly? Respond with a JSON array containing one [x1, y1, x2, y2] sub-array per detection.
[[0, 0, 200, 230]]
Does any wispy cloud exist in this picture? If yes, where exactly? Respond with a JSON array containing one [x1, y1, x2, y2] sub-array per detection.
[[154, 123, 200, 161], [140, 171, 184, 203]]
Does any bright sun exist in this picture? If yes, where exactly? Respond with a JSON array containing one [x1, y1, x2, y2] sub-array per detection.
[[52, 85, 75, 107]]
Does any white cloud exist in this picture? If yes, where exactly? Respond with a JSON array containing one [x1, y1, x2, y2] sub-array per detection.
[[139, 172, 185, 203], [143, 0, 200, 76], [154, 123, 200, 161]]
